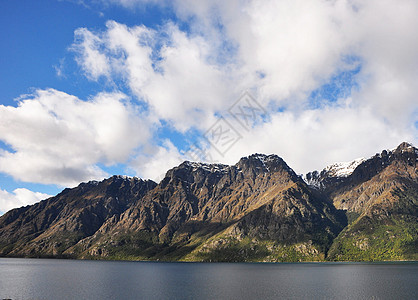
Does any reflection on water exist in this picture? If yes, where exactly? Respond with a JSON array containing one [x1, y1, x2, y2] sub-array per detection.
[[0, 258, 417, 299]]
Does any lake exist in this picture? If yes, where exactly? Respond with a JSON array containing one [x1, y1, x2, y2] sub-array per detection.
[[0, 258, 417, 299]]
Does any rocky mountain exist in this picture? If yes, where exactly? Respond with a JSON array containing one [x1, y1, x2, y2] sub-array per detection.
[[304, 157, 365, 189], [0, 176, 156, 257], [304, 142, 417, 260], [62, 154, 344, 262], [0, 143, 416, 262]]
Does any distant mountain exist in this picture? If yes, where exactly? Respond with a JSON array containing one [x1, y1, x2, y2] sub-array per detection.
[[0, 143, 416, 262]]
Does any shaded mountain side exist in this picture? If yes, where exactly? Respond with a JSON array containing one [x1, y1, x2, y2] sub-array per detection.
[[0, 176, 157, 257], [183, 182, 345, 262], [0, 142, 416, 262]]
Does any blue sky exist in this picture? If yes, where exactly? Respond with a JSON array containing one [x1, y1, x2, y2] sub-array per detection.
[[0, 0, 417, 214], [0, 0, 173, 102]]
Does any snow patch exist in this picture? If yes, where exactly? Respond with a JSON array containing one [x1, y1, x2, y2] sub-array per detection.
[[184, 161, 229, 173], [303, 172, 322, 188], [303, 157, 366, 188], [248, 154, 281, 171], [323, 157, 366, 177]]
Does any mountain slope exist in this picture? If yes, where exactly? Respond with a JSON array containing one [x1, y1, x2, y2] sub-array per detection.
[[0, 176, 156, 257], [65, 154, 345, 262], [0, 143, 416, 262], [305, 142, 418, 261]]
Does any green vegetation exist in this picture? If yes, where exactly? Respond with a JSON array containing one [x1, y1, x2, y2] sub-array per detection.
[[346, 211, 360, 225], [184, 235, 325, 262], [391, 187, 418, 215], [327, 215, 418, 261], [188, 237, 270, 262], [0, 242, 17, 256]]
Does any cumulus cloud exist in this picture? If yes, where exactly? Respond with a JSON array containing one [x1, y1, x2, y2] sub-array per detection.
[[80, 0, 417, 175], [0, 188, 52, 215], [209, 102, 413, 174], [102, 0, 418, 111], [0, 89, 151, 186], [346, 0, 418, 128], [2, 0, 417, 197], [131, 139, 184, 182], [72, 20, 245, 132]]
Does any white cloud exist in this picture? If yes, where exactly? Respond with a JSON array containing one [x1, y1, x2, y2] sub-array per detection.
[[345, 0, 418, 128], [0, 89, 151, 186], [141, 24, 241, 131], [210, 101, 413, 174], [72, 27, 111, 80], [131, 139, 184, 182], [2, 0, 417, 194], [0, 188, 52, 215], [83, 0, 417, 169], [221, 0, 349, 102], [72, 20, 246, 132], [54, 58, 66, 78]]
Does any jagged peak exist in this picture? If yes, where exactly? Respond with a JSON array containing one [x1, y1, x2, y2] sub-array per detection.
[[394, 141, 416, 153], [171, 153, 292, 179], [397, 141, 414, 148], [180, 161, 230, 173], [110, 175, 134, 181], [243, 153, 281, 161], [304, 142, 418, 188], [303, 157, 366, 187], [76, 175, 153, 189], [238, 153, 284, 164], [109, 175, 156, 183], [236, 153, 297, 178]]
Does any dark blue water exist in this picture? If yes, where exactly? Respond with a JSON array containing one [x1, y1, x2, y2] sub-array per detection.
[[0, 258, 417, 300]]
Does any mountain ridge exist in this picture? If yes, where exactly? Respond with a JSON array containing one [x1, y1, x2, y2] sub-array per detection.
[[0, 142, 416, 261]]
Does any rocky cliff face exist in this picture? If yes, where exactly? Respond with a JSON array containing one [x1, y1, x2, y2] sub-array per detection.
[[304, 142, 418, 261], [0, 143, 416, 262]]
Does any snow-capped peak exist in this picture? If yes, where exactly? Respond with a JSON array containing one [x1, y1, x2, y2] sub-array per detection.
[[323, 157, 366, 177], [303, 157, 365, 189]]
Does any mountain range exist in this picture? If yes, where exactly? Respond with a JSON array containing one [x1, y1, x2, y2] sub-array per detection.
[[0, 142, 416, 262]]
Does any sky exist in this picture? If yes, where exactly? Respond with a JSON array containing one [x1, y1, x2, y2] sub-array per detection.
[[0, 0, 417, 214]]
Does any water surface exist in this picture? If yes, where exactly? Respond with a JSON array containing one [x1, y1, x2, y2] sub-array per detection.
[[0, 258, 417, 299]]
